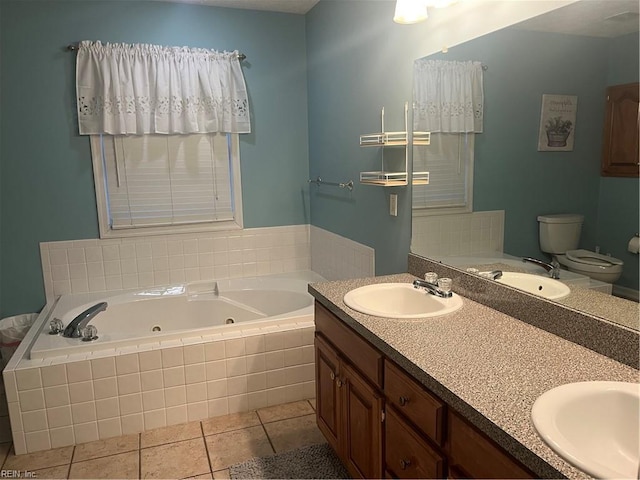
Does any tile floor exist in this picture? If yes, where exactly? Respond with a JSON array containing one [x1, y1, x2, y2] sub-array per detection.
[[0, 399, 322, 479]]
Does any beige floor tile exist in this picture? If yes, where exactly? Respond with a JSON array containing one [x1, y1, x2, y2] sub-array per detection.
[[69, 451, 139, 479], [263, 414, 325, 453], [212, 469, 230, 479], [141, 420, 202, 448], [73, 434, 139, 462], [4, 445, 74, 471], [201, 411, 260, 436], [257, 400, 314, 424], [0, 442, 11, 466], [205, 425, 273, 471], [32, 464, 70, 479], [307, 398, 316, 410], [141, 437, 210, 479]]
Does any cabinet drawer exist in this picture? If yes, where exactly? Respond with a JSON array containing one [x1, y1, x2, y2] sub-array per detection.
[[315, 302, 383, 388], [447, 411, 534, 479], [384, 360, 444, 445], [385, 406, 445, 479]]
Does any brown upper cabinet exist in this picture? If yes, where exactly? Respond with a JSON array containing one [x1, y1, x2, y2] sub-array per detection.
[[601, 82, 639, 177]]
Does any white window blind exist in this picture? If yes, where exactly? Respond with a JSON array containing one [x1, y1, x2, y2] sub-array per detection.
[[101, 133, 234, 229], [413, 133, 474, 211]]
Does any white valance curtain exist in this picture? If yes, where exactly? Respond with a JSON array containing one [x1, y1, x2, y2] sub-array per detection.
[[413, 59, 484, 133], [76, 41, 251, 135]]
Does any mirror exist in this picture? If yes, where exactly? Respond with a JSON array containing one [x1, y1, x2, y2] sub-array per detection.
[[410, 1, 640, 331]]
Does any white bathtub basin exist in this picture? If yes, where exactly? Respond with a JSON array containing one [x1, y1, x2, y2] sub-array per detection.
[[493, 272, 570, 300], [343, 283, 463, 319], [532, 381, 640, 479]]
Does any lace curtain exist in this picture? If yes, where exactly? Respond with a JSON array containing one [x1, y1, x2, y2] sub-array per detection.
[[413, 59, 484, 133], [76, 41, 251, 135]]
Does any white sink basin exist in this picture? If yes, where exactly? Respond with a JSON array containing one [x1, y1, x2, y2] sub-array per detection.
[[343, 283, 463, 319], [493, 271, 570, 300], [531, 381, 640, 479]]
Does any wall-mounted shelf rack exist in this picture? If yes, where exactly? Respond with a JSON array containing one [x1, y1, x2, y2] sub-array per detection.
[[359, 103, 430, 187]]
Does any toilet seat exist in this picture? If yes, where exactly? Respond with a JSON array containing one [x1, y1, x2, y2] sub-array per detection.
[[565, 249, 623, 267]]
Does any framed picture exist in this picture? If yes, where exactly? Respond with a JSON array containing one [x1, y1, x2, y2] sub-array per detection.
[[537, 94, 578, 151]]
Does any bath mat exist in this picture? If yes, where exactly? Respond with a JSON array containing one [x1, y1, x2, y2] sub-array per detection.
[[229, 442, 349, 479]]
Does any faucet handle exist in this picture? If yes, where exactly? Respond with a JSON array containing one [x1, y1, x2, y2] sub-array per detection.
[[437, 277, 452, 294], [424, 272, 438, 284], [49, 318, 64, 335], [81, 325, 98, 342]]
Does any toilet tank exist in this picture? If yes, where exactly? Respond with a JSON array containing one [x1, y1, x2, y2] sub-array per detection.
[[537, 214, 584, 254]]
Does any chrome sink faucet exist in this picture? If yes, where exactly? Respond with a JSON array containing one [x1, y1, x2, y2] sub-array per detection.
[[522, 257, 561, 279], [62, 302, 107, 338], [413, 273, 453, 298]]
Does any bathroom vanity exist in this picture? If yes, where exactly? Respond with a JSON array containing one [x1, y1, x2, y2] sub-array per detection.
[[309, 273, 639, 479]]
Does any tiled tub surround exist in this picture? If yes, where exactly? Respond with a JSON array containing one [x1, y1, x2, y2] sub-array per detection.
[[308, 274, 639, 479], [4, 324, 315, 455], [40, 225, 315, 301], [408, 254, 639, 368], [310, 226, 375, 281], [411, 210, 505, 258], [41, 225, 376, 301], [3, 269, 320, 456]]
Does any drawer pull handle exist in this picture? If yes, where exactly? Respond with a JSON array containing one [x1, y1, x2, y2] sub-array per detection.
[[400, 459, 411, 470], [330, 372, 336, 380], [399, 396, 409, 406], [337, 378, 343, 388]]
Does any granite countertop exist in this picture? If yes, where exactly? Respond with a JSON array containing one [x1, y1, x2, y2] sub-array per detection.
[[308, 273, 640, 479]]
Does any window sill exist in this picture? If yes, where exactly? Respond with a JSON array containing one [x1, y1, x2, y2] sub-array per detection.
[[98, 220, 243, 239]]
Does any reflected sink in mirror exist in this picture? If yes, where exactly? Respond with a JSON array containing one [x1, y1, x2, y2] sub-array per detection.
[[489, 271, 571, 300], [532, 381, 640, 479], [343, 283, 463, 319]]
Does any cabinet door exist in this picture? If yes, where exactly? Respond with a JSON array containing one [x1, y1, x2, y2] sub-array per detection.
[[341, 362, 384, 479], [601, 82, 639, 177], [315, 335, 341, 453]]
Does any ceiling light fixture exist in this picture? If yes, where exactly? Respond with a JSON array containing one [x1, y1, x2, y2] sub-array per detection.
[[393, 0, 429, 24]]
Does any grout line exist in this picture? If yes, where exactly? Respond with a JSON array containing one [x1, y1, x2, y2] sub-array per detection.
[[260, 422, 277, 456], [138, 433, 142, 480], [200, 421, 214, 476]]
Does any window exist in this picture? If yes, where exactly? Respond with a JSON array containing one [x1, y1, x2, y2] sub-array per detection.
[[412, 133, 474, 215], [90, 133, 242, 238]]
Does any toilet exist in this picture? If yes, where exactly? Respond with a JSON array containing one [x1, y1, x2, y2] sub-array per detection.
[[537, 214, 624, 284]]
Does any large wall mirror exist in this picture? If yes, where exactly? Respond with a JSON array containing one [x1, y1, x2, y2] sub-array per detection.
[[410, 0, 639, 331]]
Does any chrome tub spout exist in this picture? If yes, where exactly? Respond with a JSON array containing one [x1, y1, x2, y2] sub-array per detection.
[[63, 302, 108, 338]]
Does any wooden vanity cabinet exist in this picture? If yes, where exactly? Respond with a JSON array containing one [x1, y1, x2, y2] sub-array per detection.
[[601, 82, 639, 177], [315, 304, 383, 479], [314, 301, 536, 479]]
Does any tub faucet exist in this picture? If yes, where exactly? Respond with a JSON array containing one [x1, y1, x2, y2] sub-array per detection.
[[63, 302, 108, 338], [522, 257, 561, 279], [412, 279, 453, 298]]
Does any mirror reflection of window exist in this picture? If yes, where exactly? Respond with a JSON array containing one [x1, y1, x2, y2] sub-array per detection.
[[413, 133, 474, 214]]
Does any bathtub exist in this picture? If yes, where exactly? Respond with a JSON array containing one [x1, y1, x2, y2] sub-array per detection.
[[30, 270, 325, 360]]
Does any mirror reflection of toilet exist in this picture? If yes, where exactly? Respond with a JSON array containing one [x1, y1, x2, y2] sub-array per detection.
[[537, 214, 624, 284]]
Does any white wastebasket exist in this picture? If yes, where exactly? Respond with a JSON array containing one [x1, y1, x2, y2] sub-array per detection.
[[0, 313, 38, 369]]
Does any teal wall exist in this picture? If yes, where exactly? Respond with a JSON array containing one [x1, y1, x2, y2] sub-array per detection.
[[306, 0, 436, 276], [597, 32, 639, 290], [0, 0, 309, 317], [411, 29, 639, 290]]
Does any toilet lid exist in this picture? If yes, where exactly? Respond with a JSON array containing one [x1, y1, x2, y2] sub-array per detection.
[[565, 249, 623, 267]]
